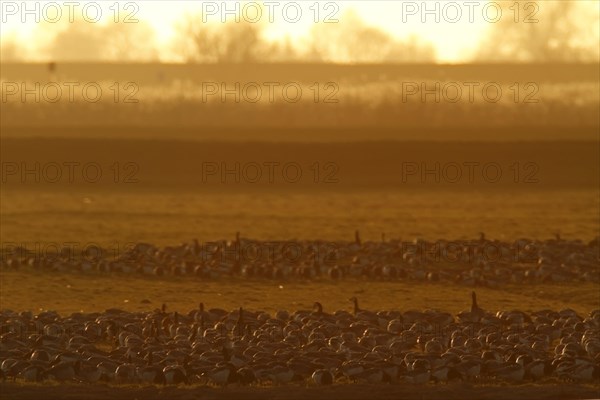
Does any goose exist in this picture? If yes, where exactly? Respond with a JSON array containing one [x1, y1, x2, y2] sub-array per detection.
[[424, 339, 445, 354], [354, 230, 361, 246], [269, 365, 294, 384], [455, 359, 481, 380], [1, 359, 23, 381], [457, 291, 485, 323], [77, 360, 103, 383], [222, 346, 248, 368], [378, 360, 399, 383], [492, 362, 525, 382], [427, 311, 454, 327], [9, 235, 600, 284], [312, 302, 330, 318], [328, 265, 342, 280], [163, 356, 189, 384], [115, 356, 136, 384], [568, 362, 595, 382], [97, 360, 118, 381], [45, 360, 79, 381], [236, 367, 256, 385], [20, 365, 45, 382], [523, 359, 546, 381], [380, 264, 398, 280], [233, 307, 245, 337], [464, 338, 484, 354], [137, 352, 165, 384], [340, 361, 364, 380], [403, 359, 430, 384], [167, 312, 183, 337], [30, 349, 51, 362], [431, 363, 462, 382], [202, 363, 235, 386], [6, 288, 600, 389], [311, 368, 334, 385], [354, 367, 383, 383], [387, 318, 405, 335], [349, 297, 378, 323]]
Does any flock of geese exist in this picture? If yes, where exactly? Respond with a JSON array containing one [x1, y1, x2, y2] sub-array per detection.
[[1, 293, 599, 386], [3, 233, 599, 286]]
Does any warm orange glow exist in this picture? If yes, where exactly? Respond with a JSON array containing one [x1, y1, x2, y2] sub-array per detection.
[[2, 0, 598, 62], [0, 2, 598, 399]]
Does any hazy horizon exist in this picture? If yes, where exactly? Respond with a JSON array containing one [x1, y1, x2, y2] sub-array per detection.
[[2, 1, 598, 63]]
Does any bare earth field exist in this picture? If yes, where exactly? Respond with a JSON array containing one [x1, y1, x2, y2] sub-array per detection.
[[2, 270, 600, 316], [1, 138, 599, 399], [2, 189, 598, 246], [1, 270, 599, 400], [1, 140, 599, 245], [1, 382, 599, 400]]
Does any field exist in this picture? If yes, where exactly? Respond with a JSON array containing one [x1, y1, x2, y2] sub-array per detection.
[[1, 189, 599, 250], [1, 270, 599, 400], [2, 382, 599, 400], [1, 139, 599, 398], [2, 270, 600, 316], [1, 267, 600, 400], [1, 63, 599, 399], [1, 140, 598, 246]]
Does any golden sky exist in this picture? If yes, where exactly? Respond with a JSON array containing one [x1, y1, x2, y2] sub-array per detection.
[[1, 0, 598, 62]]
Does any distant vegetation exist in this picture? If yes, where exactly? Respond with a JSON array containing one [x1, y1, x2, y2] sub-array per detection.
[[476, 1, 600, 63], [1, 63, 598, 140], [1, 1, 597, 63]]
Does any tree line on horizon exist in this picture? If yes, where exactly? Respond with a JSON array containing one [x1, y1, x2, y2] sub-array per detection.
[[1, 1, 598, 64]]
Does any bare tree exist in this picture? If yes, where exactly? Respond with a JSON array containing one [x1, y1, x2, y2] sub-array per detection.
[[103, 22, 159, 61], [476, 0, 599, 62], [176, 13, 267, 63], [309, 10, 436, 63], [47, 22, 106, 61], [263, 37, 302, 62], [39, 20, 157, 62], [174, 8, 435, 63]]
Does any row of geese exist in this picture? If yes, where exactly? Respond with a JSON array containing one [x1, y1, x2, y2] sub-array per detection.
[[2, 233, 599, 286], [1, 293, 599, 386]]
